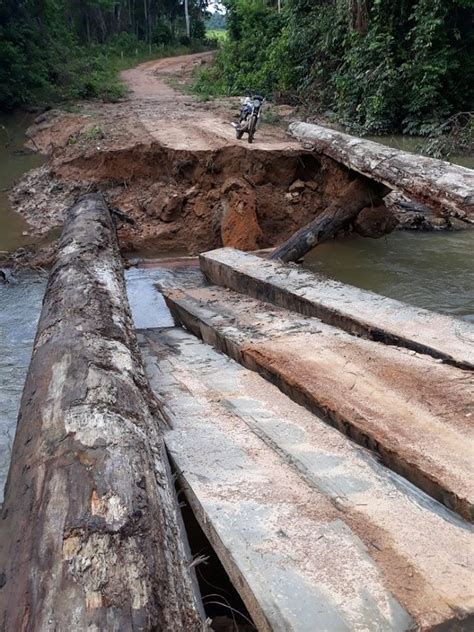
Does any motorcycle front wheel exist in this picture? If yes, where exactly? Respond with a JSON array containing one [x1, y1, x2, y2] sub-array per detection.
[[247, 115, 257, 144]]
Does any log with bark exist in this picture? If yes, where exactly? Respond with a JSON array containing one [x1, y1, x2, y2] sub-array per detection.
[[271, 178, 394, 263], [0, 194, 204, 631], [290, 122, 474, 218]]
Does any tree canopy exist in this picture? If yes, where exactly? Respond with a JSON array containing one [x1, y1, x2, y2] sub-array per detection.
[[196, 0, 474, 135], [0, 0, 210, 109]]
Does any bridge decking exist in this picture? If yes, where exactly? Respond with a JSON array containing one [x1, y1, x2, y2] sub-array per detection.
[[134, 251, 474, 631], [200, 248, 474, 370], [160, 278, 473, 521], [139, 326, 473, 632]]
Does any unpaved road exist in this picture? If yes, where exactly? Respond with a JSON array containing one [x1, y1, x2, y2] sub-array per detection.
[[6, 51, 314, 265], [120, 51, 299, 151]]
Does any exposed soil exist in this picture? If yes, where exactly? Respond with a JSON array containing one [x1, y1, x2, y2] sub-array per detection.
[[7, 51, 354, 261]]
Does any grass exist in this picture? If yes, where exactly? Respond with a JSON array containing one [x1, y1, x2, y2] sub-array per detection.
[[38, 41, 212, 109], [78, 43, 207, 104], [206, 29, 227, 44]]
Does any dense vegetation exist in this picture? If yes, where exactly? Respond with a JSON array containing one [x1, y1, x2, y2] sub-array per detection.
[[0, 0, 210, 110], [206, 8, 226, 30], [196, 0, 474, 136]]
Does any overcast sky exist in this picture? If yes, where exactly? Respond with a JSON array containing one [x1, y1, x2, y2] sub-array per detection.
[[209, 2, 226, 13]]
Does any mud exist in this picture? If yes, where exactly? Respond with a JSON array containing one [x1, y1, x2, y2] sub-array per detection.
[[7, 51, 468, 267], [5, 52, 357, 261], [11, 134, 354, 257]]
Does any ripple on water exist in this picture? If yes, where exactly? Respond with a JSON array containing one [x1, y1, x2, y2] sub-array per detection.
[[304, 231, 474, 323], [0, 273, 46, 503]]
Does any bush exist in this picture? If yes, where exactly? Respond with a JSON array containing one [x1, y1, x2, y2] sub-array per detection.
[[195, 0, 474, 136], [153, 20, 173, 46]]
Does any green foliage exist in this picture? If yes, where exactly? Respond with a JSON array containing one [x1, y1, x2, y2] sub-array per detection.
[[153, 20, 173, 46], [418, 112, 474, 159], [0, 0, 211, 111], [196, 0, 291, 96], [196, 0, 474, 135], [206, 29, 227, 43], [206, 10, 226, 30]]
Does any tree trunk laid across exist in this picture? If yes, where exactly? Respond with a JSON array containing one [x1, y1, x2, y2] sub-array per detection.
[[0, 194, 203, 631], [271, 178, 390, 262], [184, 0, 190, 38], [290, 122, 474, 218]]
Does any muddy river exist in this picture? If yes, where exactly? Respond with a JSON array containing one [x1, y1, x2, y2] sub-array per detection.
[[304, 230, 474, 323], [0, 115, 473, 501], [0, 113, 44, 253]]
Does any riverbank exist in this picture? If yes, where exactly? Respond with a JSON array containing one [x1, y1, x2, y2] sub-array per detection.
[[1, 51, 473, 274]]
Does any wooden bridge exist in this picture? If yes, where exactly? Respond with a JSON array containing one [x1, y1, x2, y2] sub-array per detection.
[[0, 125, 473, 631]]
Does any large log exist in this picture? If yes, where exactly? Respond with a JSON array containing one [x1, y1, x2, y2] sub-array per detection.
[[290, 122, 474, 217], [0, 194, 203, 631], [271, 178, 393, 262]]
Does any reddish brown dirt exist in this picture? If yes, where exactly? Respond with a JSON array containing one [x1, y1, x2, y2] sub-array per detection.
[[9, 51, 353, 258]]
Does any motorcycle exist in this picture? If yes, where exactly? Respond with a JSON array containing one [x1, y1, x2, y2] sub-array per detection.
[[234, 94, 265, 144]]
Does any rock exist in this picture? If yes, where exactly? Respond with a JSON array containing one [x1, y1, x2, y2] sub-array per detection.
[[206, 189, 220, 202], [396, 211, 432, 230], [185, 185, 199, 199], [306, 181, 318, 191], [284, 192, 293, 200], [431, 217, 448, 229], [192, 196, 208, 218], [354, 204, 399, 238], [220, 178, 262, 251], [448, 217, 469, 231], [160, 193, 185, 222], [289, 179, 305, 193]]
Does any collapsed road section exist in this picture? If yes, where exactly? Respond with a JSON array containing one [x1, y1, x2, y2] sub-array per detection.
[[1, 194, 473, 630]]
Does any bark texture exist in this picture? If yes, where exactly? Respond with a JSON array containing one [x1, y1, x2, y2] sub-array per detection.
[[271, 178, 388, 262], [0, 194, 203, 631], [290, 122, 474, 217]]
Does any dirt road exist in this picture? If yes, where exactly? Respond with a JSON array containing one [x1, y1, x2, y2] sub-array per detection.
[[120, 51, 298, 151], [7, 51, 327, 264]]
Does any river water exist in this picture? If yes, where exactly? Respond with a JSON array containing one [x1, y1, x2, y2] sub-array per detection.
[[304, 230, 474, 323], [0, 116, 473, 501], [0, 113, 44, 253], [0, 268, 175, 503]]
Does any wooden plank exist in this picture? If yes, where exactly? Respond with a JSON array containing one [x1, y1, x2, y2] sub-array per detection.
[[290, 122, 474, 217], [200, 248, 474, 370], [159, 281, 474, 521], [139, 327, 474, 631], [0, 195, 203, 631]]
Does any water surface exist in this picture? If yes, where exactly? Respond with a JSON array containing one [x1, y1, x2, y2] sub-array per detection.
[[368, 135, 474, 169], [0, 267, 175, 501], [304, 231, 474, 323], [0, 273, 46, 503], [0, 113, 44, 252]]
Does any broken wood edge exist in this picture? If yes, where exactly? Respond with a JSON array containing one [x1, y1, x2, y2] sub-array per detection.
[[290, 121, 474, 217], [0, 194, 205, 631], [199, 254, 474, 372], [164, 291, 473, 523], [168, 454, 272, 632]]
